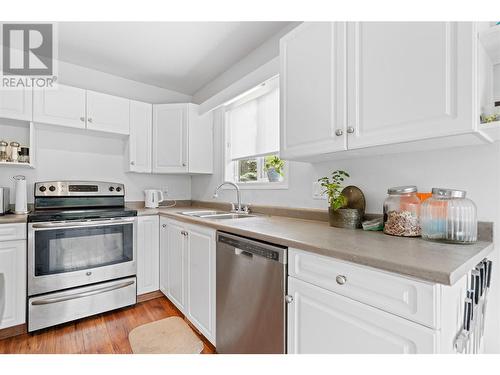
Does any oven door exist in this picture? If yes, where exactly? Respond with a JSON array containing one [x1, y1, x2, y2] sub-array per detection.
[[28, 217, 137, 296]]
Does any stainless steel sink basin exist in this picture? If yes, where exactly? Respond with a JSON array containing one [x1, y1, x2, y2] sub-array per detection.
[[180, 210, 228, 217], [180, 210, 254, 219], [202, 213, 255, 219]]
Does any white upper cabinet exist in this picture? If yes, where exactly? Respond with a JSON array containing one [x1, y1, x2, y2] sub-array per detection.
[[86, 90, 130, 135], [280, 22, 347, 160], [188, 106, 213, 174], [33, 84, 86, 129], [0, 88, 32, 121], [280, 22, 479, 161], [128, 100, 152, 173], [153, 104, 188, 173], [347, 22, 474, 149]]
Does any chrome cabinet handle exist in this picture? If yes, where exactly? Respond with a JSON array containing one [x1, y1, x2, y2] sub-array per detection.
[[31, 280, 135, 305], [180, 230, 188, 236], [285, 295, 294, 304], [88, 118, 93, 123], [130, 161, 135, 166], [182, 162, 187, 167], [335, 129, 343, 136], [162, 224, 167, 228], [346, 126, 355, 134], [336, 275, 347, 285], [80, 117, 85, 122]]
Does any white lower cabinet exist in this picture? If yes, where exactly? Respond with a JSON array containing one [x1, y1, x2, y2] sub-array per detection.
[[136, 216, 160, 295], [287, 277, 437, 354], [185, 223, 216, 343], [159, 217, 216, 345], [0, 239, 27, 329]]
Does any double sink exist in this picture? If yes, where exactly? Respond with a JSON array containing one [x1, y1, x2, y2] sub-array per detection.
[[180, 210, 255, 220]]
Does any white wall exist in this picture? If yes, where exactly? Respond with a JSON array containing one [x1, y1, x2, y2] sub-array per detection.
[[494, 64, 500, 102], [193, 112, 500, 220], [0, 123, 191, 203]]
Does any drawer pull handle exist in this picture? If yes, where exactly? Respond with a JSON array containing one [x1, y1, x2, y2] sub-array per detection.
[[285, 295, 294, 304], [336, 275, 347, 285]]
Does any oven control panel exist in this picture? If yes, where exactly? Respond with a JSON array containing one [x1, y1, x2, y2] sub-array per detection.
[[35, 181, 125, 197]]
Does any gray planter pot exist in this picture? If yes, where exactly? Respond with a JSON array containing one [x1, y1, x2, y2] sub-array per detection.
[[267, 168, 281, 182], [329, 207, 363, 229]]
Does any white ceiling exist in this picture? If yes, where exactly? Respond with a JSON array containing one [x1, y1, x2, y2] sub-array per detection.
[[57, 22, 290, 95]]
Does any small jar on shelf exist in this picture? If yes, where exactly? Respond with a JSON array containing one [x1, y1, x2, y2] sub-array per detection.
[[421, 188, 477, 244], [383, 186, 421, 237], [0, 141, 8, 162]]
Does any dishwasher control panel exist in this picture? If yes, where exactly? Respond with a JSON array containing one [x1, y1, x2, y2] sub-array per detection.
[[217, 233, 286, 263]]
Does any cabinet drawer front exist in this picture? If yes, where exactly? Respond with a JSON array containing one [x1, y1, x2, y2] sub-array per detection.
[[289, 248, 438, 328], [0, 223, 26, 241]]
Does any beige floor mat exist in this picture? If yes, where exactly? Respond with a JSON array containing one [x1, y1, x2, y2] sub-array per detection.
[[128, 316, 204, 354]]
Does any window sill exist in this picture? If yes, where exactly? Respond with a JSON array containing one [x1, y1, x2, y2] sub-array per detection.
[[220, 181, 289, 190]]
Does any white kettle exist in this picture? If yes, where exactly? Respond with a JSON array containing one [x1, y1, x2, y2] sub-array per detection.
[[144, 189, 164, 208]]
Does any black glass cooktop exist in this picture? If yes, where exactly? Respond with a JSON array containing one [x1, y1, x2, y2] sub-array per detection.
[[28, 207, 137, 223]]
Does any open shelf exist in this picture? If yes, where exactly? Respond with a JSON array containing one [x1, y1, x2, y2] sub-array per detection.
[[479, 25, 500, 64], [0, 119, 36, 168]]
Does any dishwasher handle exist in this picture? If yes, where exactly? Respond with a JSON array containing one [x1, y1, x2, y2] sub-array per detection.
[[218, 232, 287, 264]]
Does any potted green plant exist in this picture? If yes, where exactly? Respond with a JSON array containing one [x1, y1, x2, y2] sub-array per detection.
[[318, 170, 362, 229], [264, 155, 285, 182]]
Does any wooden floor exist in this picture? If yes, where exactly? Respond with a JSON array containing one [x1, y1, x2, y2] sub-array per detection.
[[0, 297, 215, 354]]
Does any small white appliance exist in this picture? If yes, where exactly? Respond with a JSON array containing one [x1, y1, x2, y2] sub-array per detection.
[[13, 175, 28, 214], [144, 189, 164, 208]]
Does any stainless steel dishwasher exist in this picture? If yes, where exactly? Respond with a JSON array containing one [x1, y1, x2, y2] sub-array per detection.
[[216, 232, 287, 354]]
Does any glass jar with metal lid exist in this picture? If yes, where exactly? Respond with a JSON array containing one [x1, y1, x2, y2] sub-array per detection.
[[383, 186, 421, 237], [421, 188, 477, 244], [0, 141, 8, 162]]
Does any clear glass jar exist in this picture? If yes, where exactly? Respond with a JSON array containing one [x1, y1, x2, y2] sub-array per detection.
[[383, 186, 421, 237], [421, 188, 477, 244]]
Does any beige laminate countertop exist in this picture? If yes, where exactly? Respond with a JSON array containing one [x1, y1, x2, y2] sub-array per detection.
[[137, 205, 494, 285], [0, 213, 28, 224]]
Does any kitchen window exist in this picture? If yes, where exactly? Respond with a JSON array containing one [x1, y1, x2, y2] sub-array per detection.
[[223, 76, 287, 189]]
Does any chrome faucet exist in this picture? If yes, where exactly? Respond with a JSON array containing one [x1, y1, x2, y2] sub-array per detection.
[[213, 181, 249, 213]]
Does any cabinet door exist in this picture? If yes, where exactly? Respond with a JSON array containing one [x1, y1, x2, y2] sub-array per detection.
[[128, 100, 152, 173], [188, 104, 213, 174], [86, 90, 130, 135], [33, 84, 86, 128], [0, 240, 26, 329], [185, 223, 216, 344], [136, 216, 160, 295], [347, 22, 474, 149], [164, 219, 186, 311], [152, 104, 188, 173], [159, 217, 169, 296], [280, 22, 347, 160], [0, 88, 32, 121], [287, 277, 437, 354]]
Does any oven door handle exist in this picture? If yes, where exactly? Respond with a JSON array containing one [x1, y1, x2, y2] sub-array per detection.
[[31, 217, 136, 229], [30, 280, 135, 305]]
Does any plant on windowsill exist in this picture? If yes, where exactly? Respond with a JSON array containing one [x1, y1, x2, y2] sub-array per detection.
[[264, 155, 285, 182], [318, 170, 362, 229]]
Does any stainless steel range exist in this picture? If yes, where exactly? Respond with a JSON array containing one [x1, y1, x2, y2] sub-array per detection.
[[27, 181, 137, 332]]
